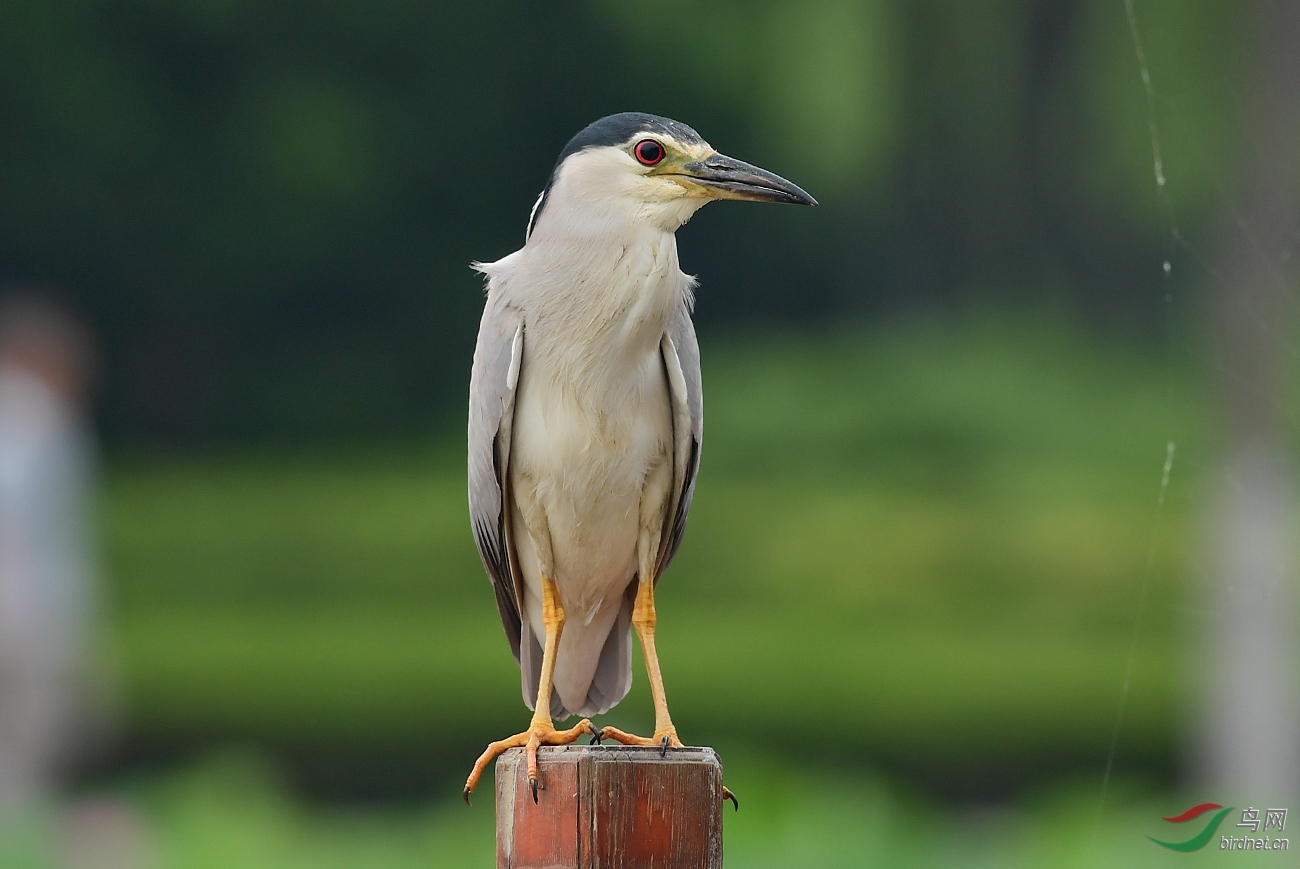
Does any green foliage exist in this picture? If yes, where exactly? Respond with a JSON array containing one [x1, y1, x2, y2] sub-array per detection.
[[136, 754, 495, 869], [18, 753, 1217, 867]]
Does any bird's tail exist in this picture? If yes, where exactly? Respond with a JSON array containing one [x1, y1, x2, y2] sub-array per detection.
[[575, 587, 634, 717], [521, 582, 635, 720]]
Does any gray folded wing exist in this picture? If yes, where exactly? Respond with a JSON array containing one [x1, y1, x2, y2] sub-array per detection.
[[468, 290, 525, 661], [656, 300, 703, 577]]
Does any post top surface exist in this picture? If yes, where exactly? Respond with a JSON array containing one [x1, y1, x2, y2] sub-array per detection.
[[499, 744, 720, 765]]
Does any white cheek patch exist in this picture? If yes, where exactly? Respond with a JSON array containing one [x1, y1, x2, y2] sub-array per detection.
[[538, 140, 717, 234]]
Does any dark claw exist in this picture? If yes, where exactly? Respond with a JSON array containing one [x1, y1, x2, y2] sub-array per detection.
[[530, 776, 539, 803], [723, 786, 739, 812], [462, 787, 472, 806], [589, 723, 602, 745], [660, 734, 670, 758]]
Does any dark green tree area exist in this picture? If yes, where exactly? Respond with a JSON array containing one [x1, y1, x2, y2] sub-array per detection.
[[0, 0, 1245, 445]]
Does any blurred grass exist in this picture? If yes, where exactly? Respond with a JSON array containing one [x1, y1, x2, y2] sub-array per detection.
[[102, 315, 1202, 791], [7, 752, 1242, 868]]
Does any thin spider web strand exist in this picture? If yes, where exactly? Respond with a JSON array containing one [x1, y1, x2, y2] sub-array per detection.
[[1089, 2, 1180, 853], [1125, 0, 1165, 191], [1090, 441, 1175, 851]]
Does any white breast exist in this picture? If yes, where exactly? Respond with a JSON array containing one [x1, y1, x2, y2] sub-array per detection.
[[505, 226, 684, 623]]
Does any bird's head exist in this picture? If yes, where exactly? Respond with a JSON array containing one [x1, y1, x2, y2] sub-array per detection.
[[526, 112, 816, 239]]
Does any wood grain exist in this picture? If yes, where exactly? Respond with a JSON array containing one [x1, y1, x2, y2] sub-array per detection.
[[496, 744, 724, 869]]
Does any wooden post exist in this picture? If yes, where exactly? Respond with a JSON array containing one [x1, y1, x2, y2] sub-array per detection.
[[495, 744, 724, 869]]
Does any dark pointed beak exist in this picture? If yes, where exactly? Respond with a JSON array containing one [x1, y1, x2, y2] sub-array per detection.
[[678, 153, 817, 206]]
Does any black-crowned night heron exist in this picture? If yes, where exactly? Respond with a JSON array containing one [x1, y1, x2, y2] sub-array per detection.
[[463, 113, 814, 804]]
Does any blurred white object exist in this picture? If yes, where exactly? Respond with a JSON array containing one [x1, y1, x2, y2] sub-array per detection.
[[0, 296, 100, 819], [1198, 0, 1300, 805], [1205, 445, 1299, 803]]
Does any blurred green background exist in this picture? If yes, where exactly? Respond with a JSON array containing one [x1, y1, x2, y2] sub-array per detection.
[[0, 0, 1282, 866]]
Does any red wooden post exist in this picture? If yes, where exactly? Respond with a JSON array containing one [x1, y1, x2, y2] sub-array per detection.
[[495, 744, 724, 869]]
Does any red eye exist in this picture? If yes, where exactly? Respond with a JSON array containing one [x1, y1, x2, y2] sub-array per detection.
[[634, 139, 665, 166]]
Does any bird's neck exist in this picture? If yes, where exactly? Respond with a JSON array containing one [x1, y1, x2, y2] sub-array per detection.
[[508, 218, 689, 390]]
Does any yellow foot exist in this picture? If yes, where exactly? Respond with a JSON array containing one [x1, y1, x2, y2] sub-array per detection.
[[463, 719, 596, 805], [596, 725, 684, 757], [595, 727, 739, 812]]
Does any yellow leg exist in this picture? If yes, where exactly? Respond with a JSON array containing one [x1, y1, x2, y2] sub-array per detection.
[[595, 560, 738, 810], [598, 576, 684, 754], [463, 575, 595, 804]]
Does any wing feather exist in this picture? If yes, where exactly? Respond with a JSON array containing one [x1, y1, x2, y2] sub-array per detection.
[[657, 300, 703, 577], [468, 289, 525, 660]]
